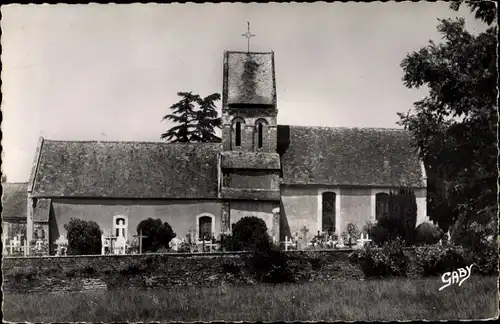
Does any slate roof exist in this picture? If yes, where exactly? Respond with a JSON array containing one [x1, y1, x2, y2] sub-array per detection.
[[277, 125, 425, 188], [30, 126, 425, 199], [31, 140, 222, 199], [224, 51, 276, 106], [1, 182, 28, 220]]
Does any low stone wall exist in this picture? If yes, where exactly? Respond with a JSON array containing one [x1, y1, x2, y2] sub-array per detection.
[[2, 250, 367, 293], [2, 249, 431, 294]]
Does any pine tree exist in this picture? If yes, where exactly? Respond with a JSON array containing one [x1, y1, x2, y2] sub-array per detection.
[[192, 93, 222, 143], [161, 92, 199, 143], [161, 92, 222, 143]]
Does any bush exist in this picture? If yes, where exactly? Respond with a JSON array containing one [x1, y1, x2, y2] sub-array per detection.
[[64, 218, 102, 255], [467, 243, 498, 275], [415, 244, 470, 277], [350, 238, 408, 278], [231, 217, 271, 252], [368, 187, 417, 246], [451, 212, 498, 275], [414, 222, 444, 245], [137, 218, 176, 253]]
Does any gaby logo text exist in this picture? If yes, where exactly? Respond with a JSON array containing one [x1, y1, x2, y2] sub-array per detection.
[[439, 264, 473, 291]]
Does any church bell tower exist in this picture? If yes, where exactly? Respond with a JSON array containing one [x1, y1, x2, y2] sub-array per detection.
[[218, 50, 281, 239]]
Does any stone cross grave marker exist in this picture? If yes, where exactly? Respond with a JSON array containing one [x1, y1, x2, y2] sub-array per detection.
[[356, 233, 371, 248]]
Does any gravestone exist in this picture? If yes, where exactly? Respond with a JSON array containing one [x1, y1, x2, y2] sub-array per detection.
[[169, 237, 182, 252]]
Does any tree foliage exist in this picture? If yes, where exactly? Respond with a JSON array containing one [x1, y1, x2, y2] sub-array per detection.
[[161, 92, 221, 143], [136, 218, 176, 253], [368, 187, 418, 246], [64, 218, 102, 255], [414, 222, 444, 246], [231, 216, 271, 251], [397, 2, 497, 237]]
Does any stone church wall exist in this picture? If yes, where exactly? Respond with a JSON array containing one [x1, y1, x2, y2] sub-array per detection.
[[280, 186, 319, 240], [340, 188, 373, 231], [49, 199, 222, 249], [280, 186, 428, 242]]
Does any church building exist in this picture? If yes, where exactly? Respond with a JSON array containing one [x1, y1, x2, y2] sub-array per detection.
[[6, 50, 428, 254]]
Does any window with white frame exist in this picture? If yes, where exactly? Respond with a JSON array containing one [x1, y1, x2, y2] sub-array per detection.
[[197, 214, 214, 241]]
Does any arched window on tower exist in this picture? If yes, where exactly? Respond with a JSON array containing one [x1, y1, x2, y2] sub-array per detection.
[[254, 118, 268, 151], [232, 118, 245, 149], [258, 123, 263, 148], [235, 122, 241, 146], [376, 193, 390, 220], [322, 192, 336, 234]]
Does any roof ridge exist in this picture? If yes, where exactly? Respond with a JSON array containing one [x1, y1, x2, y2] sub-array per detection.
[[43, 139, 223, 146], [279, 124, 406, 131]]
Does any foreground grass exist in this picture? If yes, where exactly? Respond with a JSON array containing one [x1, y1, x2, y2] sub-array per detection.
[[4, 276, 498, 322]]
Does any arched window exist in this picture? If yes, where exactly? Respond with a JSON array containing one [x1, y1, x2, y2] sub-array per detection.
[[232, 118, 245, 149], [376, 193, 390, 220], [197, 214, 215, 241], [258, 123, 263, 148], [322, 192, 336, 233], [235, 122, 241, 146], [254, 118, 268, 150]]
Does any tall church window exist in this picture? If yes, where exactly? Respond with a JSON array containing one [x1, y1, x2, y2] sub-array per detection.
[[198, 216, 213, 241], [235, 122, 241, 146], [254, 119, 268, 150], [322, 192, 336, 234], [257, 123, 263, 148], [376, 193, 390, 220]]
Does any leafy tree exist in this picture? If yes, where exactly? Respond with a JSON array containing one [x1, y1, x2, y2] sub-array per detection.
[[161, 92, 221, 143], [231, 216, 271, 251], [397, 2, 497, 239], [136, 218, 176, 252], [64, 218, 102, 255]]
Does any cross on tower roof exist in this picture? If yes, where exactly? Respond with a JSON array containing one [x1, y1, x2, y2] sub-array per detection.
[[241, 21, 256, 53]]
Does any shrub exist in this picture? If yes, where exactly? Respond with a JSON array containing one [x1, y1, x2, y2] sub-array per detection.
[[415, 244, 470, 277], [137, 218, 176, 253], [414, 222, 444, 245], [467, 243, 498, 275], [369, 187, 418, 246], [64, 218, 102, 255], [451, 212, 498, 275], [350, 238, 408, 278], [231, 217, 271, 252]]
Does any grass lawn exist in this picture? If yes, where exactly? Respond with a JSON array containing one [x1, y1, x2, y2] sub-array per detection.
[[3, 275, 498, 322]]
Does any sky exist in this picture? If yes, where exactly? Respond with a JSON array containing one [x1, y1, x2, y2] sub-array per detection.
[[1, 3, 487, 183]]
